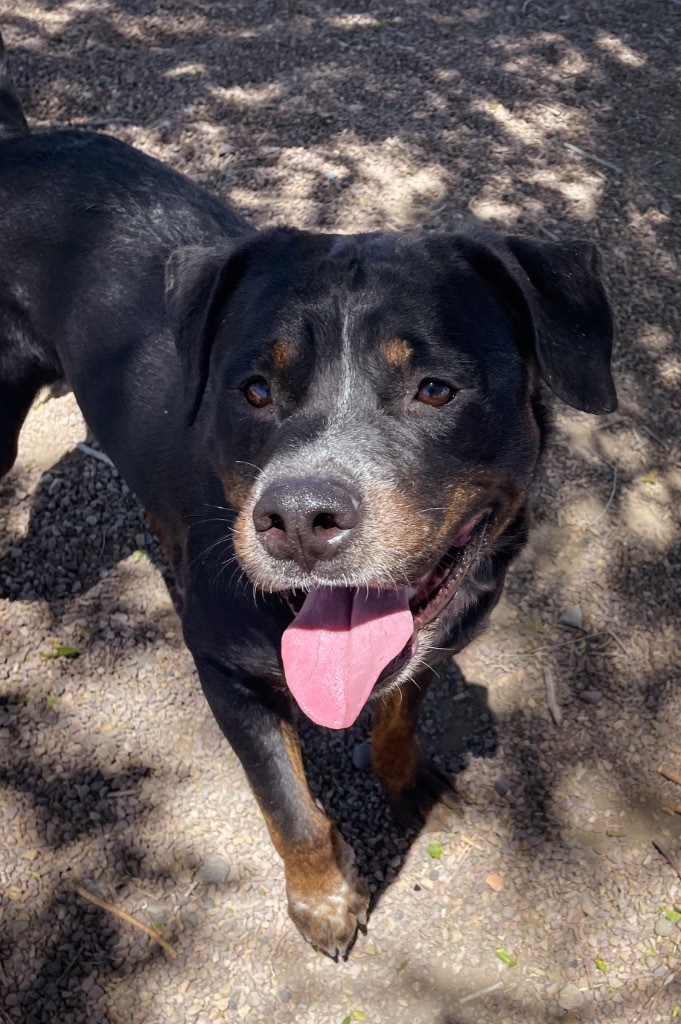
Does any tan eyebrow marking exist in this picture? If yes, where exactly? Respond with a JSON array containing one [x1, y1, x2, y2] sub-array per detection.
[[271, 338, 295, 370], [382, 338, 413, 367]]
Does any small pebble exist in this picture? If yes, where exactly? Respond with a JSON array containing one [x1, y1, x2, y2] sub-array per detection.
[[351, 741, 371, 770], [197, 854, 230, 886], [494, 778, 509, 797], [559, 606, 583, 630], [654, 917, 676, 937], [558, 983, 585, 1011], [579, 689, 603, 704]]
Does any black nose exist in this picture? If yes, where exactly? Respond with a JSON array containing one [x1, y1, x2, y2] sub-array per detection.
[[253, 477, 361, 571]]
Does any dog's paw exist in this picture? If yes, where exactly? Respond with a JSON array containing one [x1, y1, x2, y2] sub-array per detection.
[[286, 838, 369, 958], [387, 761, 461, 831]]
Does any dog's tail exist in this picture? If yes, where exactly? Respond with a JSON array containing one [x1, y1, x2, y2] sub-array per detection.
[[0, 31, 29, 140]]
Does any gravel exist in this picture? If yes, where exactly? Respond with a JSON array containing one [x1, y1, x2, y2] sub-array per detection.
[[1, 2, 681, 1023]]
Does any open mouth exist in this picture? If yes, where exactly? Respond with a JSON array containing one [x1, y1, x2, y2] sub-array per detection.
[[280, 513, 490, 730]]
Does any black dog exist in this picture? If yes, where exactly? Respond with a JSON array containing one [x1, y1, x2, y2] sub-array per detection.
[[0, 37, 616, 955]]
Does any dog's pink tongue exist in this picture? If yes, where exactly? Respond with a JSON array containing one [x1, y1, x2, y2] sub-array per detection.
[[281, 588, 413, 729]]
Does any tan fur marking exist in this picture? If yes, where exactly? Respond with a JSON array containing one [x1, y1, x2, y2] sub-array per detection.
[[371, 686, 424, 797], [271, 338, 295, 371], [145, 510, 180, 573], [281, 721, 314, 791], [258, 723, 346, 899], [219, 469, 256, 512], [382, 338, 413, 367]]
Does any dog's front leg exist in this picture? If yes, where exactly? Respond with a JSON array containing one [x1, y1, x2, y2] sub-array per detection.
[[193, 655, 369, 956], [372, 679, 459, 830]]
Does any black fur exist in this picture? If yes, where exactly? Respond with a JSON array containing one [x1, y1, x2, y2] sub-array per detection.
[[0, 36, 616, 953]]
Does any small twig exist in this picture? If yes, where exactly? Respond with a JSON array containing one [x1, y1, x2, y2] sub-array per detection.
[[511, 632, 608, 658], [460, 835, 486, 852], [77, 442, 114, 468], [606, 629, 628, 655], [662, 805, 681, 816], [637, 421, 666, 446], [586, 465, 618, 527], [565, 142, 623, 174], [544, 666, 562, 726], [652, 840, 681, 882], [170, 879, 199, 927], [459, 981, 504, 1005], [75, 885, 178, 958], [55, 943, 85, 985], [630, 941, 679, 1024], [659, 765, 681, 787]]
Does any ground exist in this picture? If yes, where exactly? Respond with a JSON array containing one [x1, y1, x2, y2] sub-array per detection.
[[0, 2, 680, 1022]]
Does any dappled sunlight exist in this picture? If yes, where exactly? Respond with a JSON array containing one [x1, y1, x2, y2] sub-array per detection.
[[326, 13, 383, 30], [164, 62, 206, 79], [596, 31, 647, 69], [208, 81, 284, 108], [471, 95, 583, 146], [622, 478, 678, 551]]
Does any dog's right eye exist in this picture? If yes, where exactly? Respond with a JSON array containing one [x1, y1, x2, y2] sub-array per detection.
[[415, 379, 455, 407], [243, 377, 272, 408]]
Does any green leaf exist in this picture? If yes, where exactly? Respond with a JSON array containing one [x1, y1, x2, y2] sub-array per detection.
[[594, 957, 607, 975], [45, 695, 58, 710], [605, 827, 625, 838], [531, 615, 544, 630], [427, 842, 443, 859], [55, 645, 79, 658], [151, 921, 164, 933], [672, 1005, 681, 1019], [663, 908, 681, 923], [651, 720, 660, 732], [341, 1018, 352, 1024], [41, 643, 79, 659], [352, 1014, 366, 1021], [397, 958, 409, 973], [576, 639, 587, 652], [495, 948, 518, 967], [641, 470, 659, 484], [131, 549, 145, 561]]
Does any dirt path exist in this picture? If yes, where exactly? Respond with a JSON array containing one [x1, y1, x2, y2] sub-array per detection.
[[1, 2, 680, 1022]]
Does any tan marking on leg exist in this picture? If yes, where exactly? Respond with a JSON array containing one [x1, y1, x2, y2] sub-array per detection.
[[260, 722, 369, 952], [371, 684, 425, 797]]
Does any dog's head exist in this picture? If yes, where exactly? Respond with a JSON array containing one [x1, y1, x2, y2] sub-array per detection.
[[167, 227, 616, 728]]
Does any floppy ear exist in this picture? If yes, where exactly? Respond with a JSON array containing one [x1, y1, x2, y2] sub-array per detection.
[[457, 232, 617, 414], [165, 242, 250, 426]]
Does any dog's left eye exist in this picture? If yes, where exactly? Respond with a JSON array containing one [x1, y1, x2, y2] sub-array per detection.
[[415, 379, 455, 407], [243, 377, 272, 408]]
